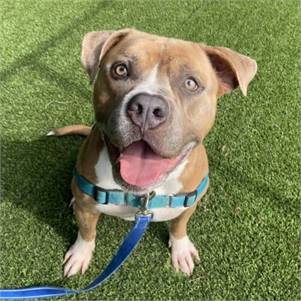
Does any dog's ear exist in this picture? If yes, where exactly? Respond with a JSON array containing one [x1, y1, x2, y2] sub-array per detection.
[[204, 46, 257, 96], [81, 29, 132, 83]]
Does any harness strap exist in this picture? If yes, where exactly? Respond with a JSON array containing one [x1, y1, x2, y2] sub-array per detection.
[[0, 215, 152, 300]]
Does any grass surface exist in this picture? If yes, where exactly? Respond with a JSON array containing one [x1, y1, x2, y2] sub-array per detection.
[[1, 0, 300, 300]]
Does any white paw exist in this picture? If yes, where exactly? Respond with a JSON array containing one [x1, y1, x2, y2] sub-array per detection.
[[63, 232, 95, 277], [169, 235, 200, 276]]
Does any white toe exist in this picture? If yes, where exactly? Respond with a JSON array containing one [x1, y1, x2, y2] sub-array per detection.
[[63, 232, 95, 277], [169, 234, 199, 276]]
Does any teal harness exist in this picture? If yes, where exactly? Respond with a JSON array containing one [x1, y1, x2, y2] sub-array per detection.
[[74, 169, 209, 209]]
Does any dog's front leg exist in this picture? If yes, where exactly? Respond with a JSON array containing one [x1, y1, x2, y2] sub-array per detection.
[[63, 200, 100, 277], [169, 203, 200, 276]]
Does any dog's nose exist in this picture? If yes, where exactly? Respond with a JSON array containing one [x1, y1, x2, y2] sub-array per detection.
[[127, 93, 169, 131]]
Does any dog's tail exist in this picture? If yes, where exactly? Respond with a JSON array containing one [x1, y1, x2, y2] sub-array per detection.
[[46, 125, 91, 137]]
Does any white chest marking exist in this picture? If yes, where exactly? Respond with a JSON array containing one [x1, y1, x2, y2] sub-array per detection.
[[154, 157, 187, 195], [94, 147, 122, 190], [94, 146, 188, 222]]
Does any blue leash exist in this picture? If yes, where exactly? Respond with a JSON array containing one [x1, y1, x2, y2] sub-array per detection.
[[0, 214, 152, 300], [0, 171, 209, 300]]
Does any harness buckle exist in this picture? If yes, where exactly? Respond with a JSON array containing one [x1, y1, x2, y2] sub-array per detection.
[[135, 191, 156, 218], [183, 190, 197, 207]]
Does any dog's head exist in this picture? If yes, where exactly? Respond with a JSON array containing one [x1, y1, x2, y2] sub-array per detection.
[[81, 29, 257, 192]]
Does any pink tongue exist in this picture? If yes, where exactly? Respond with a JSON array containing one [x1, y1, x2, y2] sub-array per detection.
[[119, 141, 180, 187]]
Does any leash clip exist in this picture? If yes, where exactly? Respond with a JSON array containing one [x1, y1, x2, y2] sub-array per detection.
[[136, 191, 155, 218]]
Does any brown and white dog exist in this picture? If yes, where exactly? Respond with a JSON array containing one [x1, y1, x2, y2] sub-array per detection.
[[49, 29, 257, 277]]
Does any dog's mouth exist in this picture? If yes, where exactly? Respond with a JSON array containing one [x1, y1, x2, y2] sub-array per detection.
[[105, 135, 193, 190]]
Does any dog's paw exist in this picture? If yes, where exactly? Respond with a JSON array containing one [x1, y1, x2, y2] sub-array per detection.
[[169, 235, 200, 276], [63, 233, 95, 277]]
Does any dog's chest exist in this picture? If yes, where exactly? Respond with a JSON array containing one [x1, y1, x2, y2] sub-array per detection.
[[96, 204, 187, 222], [94, 147, 188, 222]]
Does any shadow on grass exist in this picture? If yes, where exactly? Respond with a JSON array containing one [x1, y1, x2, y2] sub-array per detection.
[[34, 63, 91, 100], [2, 136, 83, 241], [2, 135, 169, 248]]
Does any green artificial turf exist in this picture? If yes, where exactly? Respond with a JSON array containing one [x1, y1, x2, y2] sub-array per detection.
[[1, 0, 300, 300]]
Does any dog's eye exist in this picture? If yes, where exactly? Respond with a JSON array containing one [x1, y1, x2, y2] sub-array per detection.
[[111, 63, 129, 79], [184, 77, 199, 91]]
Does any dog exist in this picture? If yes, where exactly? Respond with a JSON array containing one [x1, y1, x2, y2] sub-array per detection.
[[49, 29, 257, 277]]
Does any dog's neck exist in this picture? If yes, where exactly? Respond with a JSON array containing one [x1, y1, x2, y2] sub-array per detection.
[[76, 126, 208, 196]]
